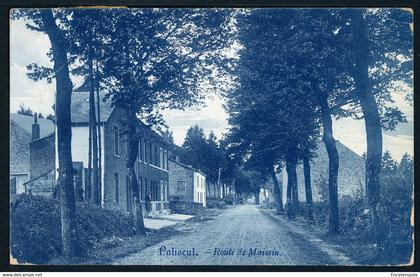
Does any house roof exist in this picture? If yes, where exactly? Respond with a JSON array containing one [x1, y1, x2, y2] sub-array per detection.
[[10, 113, 55, 139], [71, 85, 114, 124], [71, 82, 172, 147], [10, 120, 31, 174], [168, 157, 207, 177]]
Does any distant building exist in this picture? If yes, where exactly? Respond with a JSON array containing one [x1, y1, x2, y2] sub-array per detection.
[[280, 140, 365, 203], [168, 157, 206, 207], [62, 82, 171, 216], [10, 113, 55, 195]]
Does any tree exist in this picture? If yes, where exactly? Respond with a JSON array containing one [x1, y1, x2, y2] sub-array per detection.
[[177, 126, 226, 190], [345, 8, 413, 250], [17, 104, 33, 116], [234, 169, 263, 205], [162, 128, 175, 144], [225, 9, 321, 219], [95, 9, 237, 234], [303, 156, 314, 221], [205, 131, 226, 185], [12, 9, 81, 257], [13, 7, 237, 248], [24, 8, 237, 234], [180, 125, 208, 170]]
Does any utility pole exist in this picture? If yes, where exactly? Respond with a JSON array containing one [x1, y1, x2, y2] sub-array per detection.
[[217, 167, 222, 199]]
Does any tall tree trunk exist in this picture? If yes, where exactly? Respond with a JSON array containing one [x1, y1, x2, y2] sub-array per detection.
[[254, 190, 260, 205], [88, 44, 99, 206], [352, 10, 384, 250], [286, 157, 299, 210], [95, 60, 102, 206], [126, 112, 146, 235], [303, 156, 314, 222], [319, 93, 340, 233], [40, 9, 80, 257], [286, 167, 292, 203], [86, 108, 92, 202], [222, 183, 226, 198], [270, 165, 283, 214]]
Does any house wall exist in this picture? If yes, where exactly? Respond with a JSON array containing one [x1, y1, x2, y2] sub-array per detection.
[[280, 140, 365, 203], [168, 160, 194, 202], [104, 108, 169, 214], [24, 170, 55, 197], [193, 172, 206, 207], [30, 134, 55, 179], [168, 159, 206, 207], [56, 124, 105, 203]]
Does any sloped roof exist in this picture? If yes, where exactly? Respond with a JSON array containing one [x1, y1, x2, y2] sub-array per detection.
[[71, 86, 114, 124], [10, 113, 55, 139], [71, 82, 171, 147], [168, 157, 207, 177], [10, 120, 31, 174]]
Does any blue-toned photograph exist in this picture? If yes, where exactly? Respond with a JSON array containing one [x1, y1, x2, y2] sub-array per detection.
[[9, 7, 413, 266]]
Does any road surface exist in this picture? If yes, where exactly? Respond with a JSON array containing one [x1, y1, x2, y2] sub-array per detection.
[[115, 204, 351, 265]]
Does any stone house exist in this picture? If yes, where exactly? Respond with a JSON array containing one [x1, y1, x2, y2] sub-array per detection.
[[26, 132, 56, 196], [280, 140, 365, 203], [168, 157, 207, 207], [62, 83, 171, 215], [10, 113, 55, 195]]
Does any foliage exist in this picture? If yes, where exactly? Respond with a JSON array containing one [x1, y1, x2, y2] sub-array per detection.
[[161, 128, 175, 144], [60, 8, 238, 128], [10, 194, 135, 264], [225, 9, 321, 171], [234, 169, 263, 195], [176, 125, 226, 184], [312, 152, 413, 262], [17, 104, 34, 116]]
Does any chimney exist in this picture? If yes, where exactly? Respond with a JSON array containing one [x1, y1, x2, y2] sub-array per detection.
[[32, 113, 40, 140], [175, 155, 180, 162]]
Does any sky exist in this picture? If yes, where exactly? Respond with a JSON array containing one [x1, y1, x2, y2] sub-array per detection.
[[10, 16, 414, 161]]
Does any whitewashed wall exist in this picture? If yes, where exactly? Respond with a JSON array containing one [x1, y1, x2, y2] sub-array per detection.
[[55, 125, 105, 205], [193, 171, 206, 207]]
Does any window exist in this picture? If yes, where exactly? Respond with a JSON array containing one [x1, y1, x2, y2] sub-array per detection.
[[144, 139, 147, 162], [114, 173, 119, 203], [154, 145, 159, 166], [163, 150, 167, 170], [113, 126, 119, 156], [144, 140, 148, 163], [138, 139, 143, 161], [160, 148, 164, 168], [149, 143, 153, 164]]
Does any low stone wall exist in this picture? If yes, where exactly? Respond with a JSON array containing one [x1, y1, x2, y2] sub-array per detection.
[[169, 200, 205, 215], [23, 170, 55, 197]]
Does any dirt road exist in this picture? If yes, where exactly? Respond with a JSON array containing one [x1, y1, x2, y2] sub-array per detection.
[[115, 204, 351, 265]]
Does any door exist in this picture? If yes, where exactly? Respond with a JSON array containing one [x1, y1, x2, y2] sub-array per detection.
[[126, 175, 132, 212]]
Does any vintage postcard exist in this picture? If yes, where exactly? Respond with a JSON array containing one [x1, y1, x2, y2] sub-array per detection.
[[9, 7, 414, 266]]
